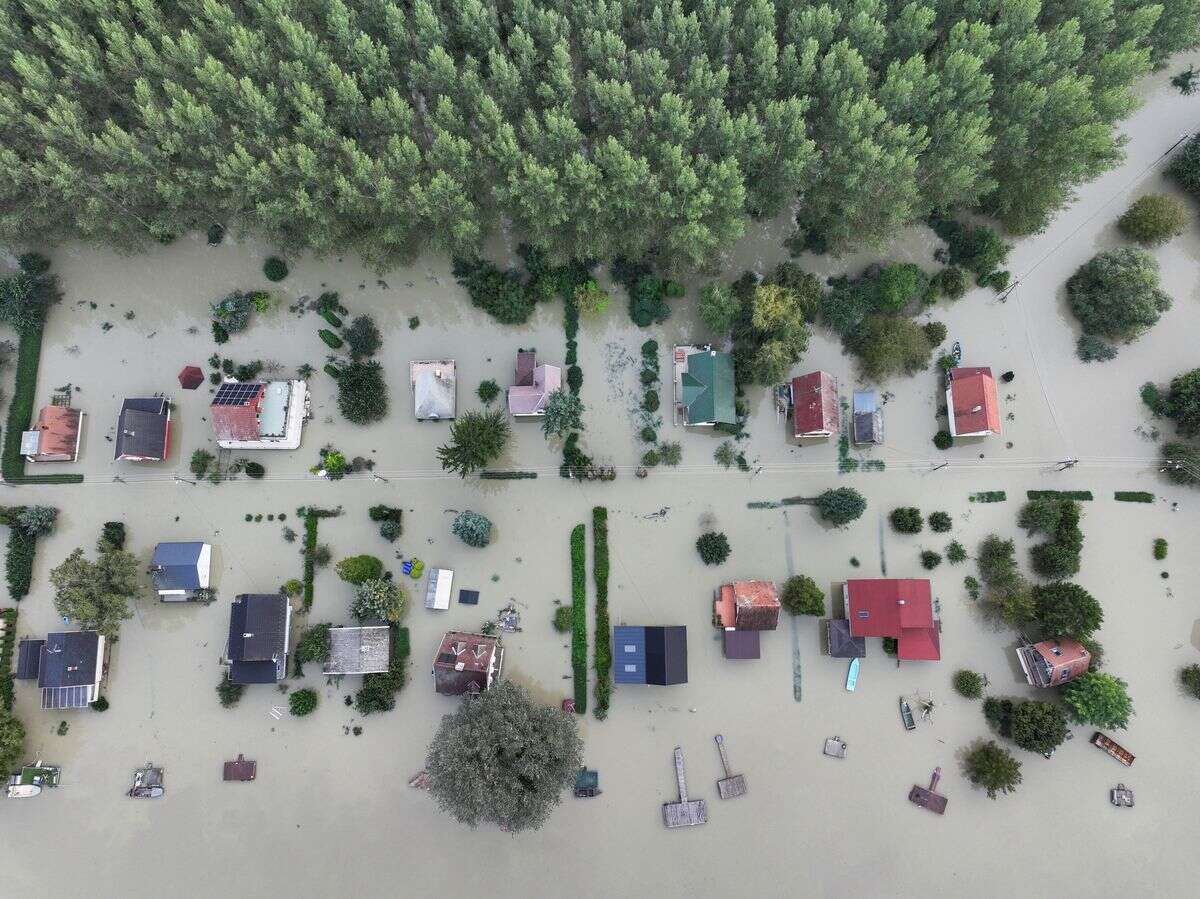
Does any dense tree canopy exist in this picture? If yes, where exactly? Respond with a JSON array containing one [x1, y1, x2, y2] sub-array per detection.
[[0, 1, 1186, 269], [49, 547, 137, 640]]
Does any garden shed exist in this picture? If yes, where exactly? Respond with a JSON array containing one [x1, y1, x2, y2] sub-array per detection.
[[423, 568, 454, 610]]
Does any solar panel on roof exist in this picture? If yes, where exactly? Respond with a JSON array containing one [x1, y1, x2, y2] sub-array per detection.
[[213, 382, 261, 406]]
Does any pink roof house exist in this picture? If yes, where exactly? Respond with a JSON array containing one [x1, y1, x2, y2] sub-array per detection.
[[507, 351, 562, 417]]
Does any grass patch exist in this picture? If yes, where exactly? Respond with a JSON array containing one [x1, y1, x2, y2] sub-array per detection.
[[592, 507, 611, 720], [1114, 491, 1154, 503], [1026, 490, 1093, 501], [570, 523, 587, 714], [968, 491, 1007, 503]]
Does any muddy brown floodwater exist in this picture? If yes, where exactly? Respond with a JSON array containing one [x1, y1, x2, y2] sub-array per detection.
[[3, 57, 1200, 899]]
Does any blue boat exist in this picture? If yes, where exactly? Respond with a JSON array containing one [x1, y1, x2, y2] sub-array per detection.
[[845, 657, 860, 692]]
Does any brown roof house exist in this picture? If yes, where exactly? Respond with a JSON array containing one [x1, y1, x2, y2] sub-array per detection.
[[507, 350, 562, 417], [432, 631, 504, 696], [946, 366, 1001, 438], [791, 372, 839, 439], [1016, 637, 1091, 687], [713, 580, 780, 660], [22, 405, 84, 462]]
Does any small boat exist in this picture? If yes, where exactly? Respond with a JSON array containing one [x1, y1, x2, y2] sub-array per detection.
[[1091, 732, 1134, 767], [900, 697, 916, 731], [1110, 784, 1135, 807], [6, 783, 41, 798], [845, 658, 860, 692], [823, 736, 848, 759]]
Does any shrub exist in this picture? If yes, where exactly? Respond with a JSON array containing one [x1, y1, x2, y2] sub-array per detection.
[[928, 511, 952, 532], [1153, 538, 1168, 560], [574, 279, 610, 316], [263, 256, 288, 281], [920, 550, 942, 570], [932, 429, 952, 450], [953, 670, 984, 699], [16, 505, 57, 537], [319, 328, 344, 349], [336, 555, 384, 584], [553, 605, 573, 633], [1076, 334, 1117, 363], [477, 379, 500, 404], [882, 637, 897, 656], [217, 673, 244, 708], [352, 578, 407, 623], [1117, 194, 1187, 245], [639, 426, 657, 443], [698, 282, 740, 334], [452, 257, 536, 324], [922, 321, 947, 346], [355, 626, 410, 714], [98, 521, 126, 553], [1028, 500, 1083, 580], [931, 219, 1011, 282], [210, 290, 255, 334], [890, 507, 923, 533], [567, 365, 583, 394], [89, 695, 109, 711], [1168, 133, 1200, 196], [946, 541, 967, 564], [931, 266, 967, 299], [379, 520, 402, 542], [816, 487, 867, 527], [1113, 491, 1153, 503], [344, 315, 382, 358], [1066, 248, 1171, 342], [592, 506, 611, 719], [964, 574, 981, 600], [1011, 700, 1068, 755], [206, 223, 225, 245], [642, 390, 660, 412], [780, 575, 825, 615], [337, 360, 388, 424], [1162, 368, 1200, 438], [280, 578, 303, 597], [452, 511, 493, 548], [189, 449, 214, 478], [289, 687, 318, 717], [977, 535, 1020, 592], [1181, 664, 1200, 699], [245, 461, 265, 478], [696, 531, 731, 565], [640, 449, 660, 467], [369, 505, 403, 523], [295, 623, 331, 669], [657, 442, 682, 466], [628, 276, 670, 326]]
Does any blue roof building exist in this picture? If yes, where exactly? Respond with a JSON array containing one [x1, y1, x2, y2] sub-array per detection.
[[150, 541, 212, 601], [613, 626, 688, 686]]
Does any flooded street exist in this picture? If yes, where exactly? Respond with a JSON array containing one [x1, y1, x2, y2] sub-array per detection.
[[4, 59, 1200, 898]]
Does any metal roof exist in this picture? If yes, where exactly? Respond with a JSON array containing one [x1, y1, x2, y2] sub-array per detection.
[[682, 351, 736, 425], [114, 398, 169, 460], [324, 626, 391, 675]]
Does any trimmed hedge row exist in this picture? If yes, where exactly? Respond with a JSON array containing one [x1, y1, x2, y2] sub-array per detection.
[[1027, 490, 1093, 501], [968, 491, 1007, 503], [592, 507, 611, 719], [1114, 491, 1154, 503], [479, 470, 537, 479], [302, 514, 318, 611], [5, 529, 34, 600], [1, 607, 16, 711], [570, 523, 587, 714]]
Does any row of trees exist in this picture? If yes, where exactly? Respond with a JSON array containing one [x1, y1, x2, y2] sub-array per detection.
[[0, 2, 1191, 269]]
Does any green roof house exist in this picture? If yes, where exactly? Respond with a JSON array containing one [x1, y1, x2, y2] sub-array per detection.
[[678, 348, 736, 426]]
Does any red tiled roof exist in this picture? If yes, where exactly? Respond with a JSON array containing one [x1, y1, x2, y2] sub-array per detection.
[[792, 371, 839, 436], [846, 579, 940, 661], [31, 406, 81, 459], [211, 384, 265, 441], [949, 367, 1000, 436]]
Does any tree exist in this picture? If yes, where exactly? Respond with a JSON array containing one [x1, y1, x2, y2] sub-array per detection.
[[541, 390, 584, 439], [438, 409, 510, 477], [425, 680, 582, 832], [953, 670, 984, 699], [780, 575, 825, 616], [1117, 194, 1187, 245], [1163, 368, 1200, 438], [815, 488, 866, 527], [698, 283, 740, 335], [1181, 664, 1200, 699], [1033, 582, 1103, 641], [574, 280, 609, 316], [731, 283, 810, 385], [337, 360, 388, 424], [294, 624, 331, 668], [344, 315, 382, 359], [15, 505, 57, 537], [1066, 248, 1172, 342], [49, 547, 137, 639], [0, 708, 25, 775], [335, 555, 384, 585], [1163, 441, 1200, 486], [1062, 672, 1134, 729], [889, 507, 923, 534], [977, 535, 1019, 591], [452, 511, 493, 548], [289, 688, 318, 717], [964, 741, 1022, 799], [848, 314, 934, 381], [1167, 133, 1200, 198], [1010, 701, 1069, 755], [476, 379, 500, 405], [216, 673, 244, 708], [1018, 499, 1062, 535], [352, 579, 407, 623], [928, 512, 952, 533], [696, 532, 731, 565], [0, 259, 58, 333]]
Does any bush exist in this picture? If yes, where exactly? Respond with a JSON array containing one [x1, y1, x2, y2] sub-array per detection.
[[280, 578, 303, 597], [922, 321, 947, 346], [1066, 248, 1171, 342], [816, 487, 867, 527], [920, 550, 942, 570], [639, 426, 657, 443], [657, 442, 682, 466], [592, 506, 611, 719], [1181, 664, 1200, 699], [780, 575, 825, 615], [928, 511, 952, 532], [641, 449, 660, 468], [696, 531, 731, 565], [1061, 672, 1133, 729], [217, 673, 244, 708], [1153, 538, 1168, 560], [245, 461, 265, 478], [983, 697, 1014, 737], [263, 256, 288, 281], [369, 504, 403, 523], [344, 315, 382, 358], [1117, 194, 1187, 245], [1076, 334, 1118, 363], [452, 511, 493, 548], [1018, 499, 1062, 535], [379, 520, 402, 542], [210, 291, 255, 334], [190, 449, 214, 478], [336, 555, 384, 584], [567, 366, 585, 394], [1028, 500, 1083, 580], [319, 328, 344, 349], [882, 637, 897, 656], [890, 507, 923, 533], [1011, 700, 1068, 755], [206, 223, 225, 245], [946, 540, 967, 564], [553, 605, 573, 633], [1167, 133, 1200, 196], [337, 360, 388, 424], [98, 521, 126, 553], [953, 670, 984, 699], [453, 257, 536, 324], [16, 505, 57, 538], [931, 266, 967, 299], [628, 276, 670, 327], [5, 530, 35, 600], [932, 429, 952, 450], [642, 390, 659, 412], [288, 687, 318, 717], [477, 379, 500, 404]]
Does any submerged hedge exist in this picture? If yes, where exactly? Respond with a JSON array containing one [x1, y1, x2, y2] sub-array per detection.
[[570, 523, 587, 714], [592, 506, 611, 719]]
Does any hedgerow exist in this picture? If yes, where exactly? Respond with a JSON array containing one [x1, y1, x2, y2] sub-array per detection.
[[592, 507, 611, 719], [570, 524, 587, 714]]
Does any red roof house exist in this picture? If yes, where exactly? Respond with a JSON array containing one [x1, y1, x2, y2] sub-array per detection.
[[22, 406, 83, 462], [713, 581, 781, 631], [211, 382, 267, 442], [1017, 637, 1091, 687], [844, 579, 940, 661], [946, 367, 1000, 438], [791, 371, 839, 438], [432, 631, 504, 696]]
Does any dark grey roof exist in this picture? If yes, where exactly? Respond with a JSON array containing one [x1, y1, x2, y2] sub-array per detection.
[[645, 625, 688, 685], [722, 629, 761, 660], [151, 541, 205, 591], [38, 632, 100, 688], [826, 618, 867, 658], [15, 638, 44, 679], [115, 397, 169, 459], [227, 594, 288, 683]]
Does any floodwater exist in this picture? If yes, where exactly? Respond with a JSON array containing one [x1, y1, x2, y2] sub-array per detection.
[[3, 56, 1200, 898]]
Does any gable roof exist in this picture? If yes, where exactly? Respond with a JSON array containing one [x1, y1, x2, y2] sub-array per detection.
[[227, 594, 289, 683], [325, 626, 391, 675], [614, 626, 647, 683], [846, 579, 940, 661], [151, 542, 207, 591], [211, 381, 266, 441], [27, 406, 82, 459], [682, 351, 736, 425], [792, 372, 839, 436], [508, 363, 562, 415], [115, 397, 170, 460], [39, 631, 102, 708], [948, 367, 1001, 436], [646, 625, 688, 685], [412, 362, 456, 419], [852, 390, 883, 444]]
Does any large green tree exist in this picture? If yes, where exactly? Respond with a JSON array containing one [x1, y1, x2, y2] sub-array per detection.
[[1062, 672, 1134, 729], [964, 740, 1022, 800], [1011, 700, 1069, 755], [437, 409, 510, 477], [425, 680, 582, 832], [0, 708, 24, 775], [1066, 248, 1172, 342], [49, 547, 138, 640], [1032, 582, 1103, 641]]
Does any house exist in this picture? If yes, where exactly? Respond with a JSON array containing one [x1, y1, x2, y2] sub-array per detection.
[[22, 631, 106, 710], [432, 631, 503, 696], [947, 366, 1001, 438], [791, 372, 839, 439], [149, 542, 212, 601], [324, 625, 392, 676], [1017, 637, 1091, 687], [507, 350, 562, 417], [713, 581, 781, 631], [114, 397, 170, 461], [224, 594, 291, 684], [613, 625, 688, 685], [674, 346, 736, 426], [21, 405, 83, 462], [852, 390, 883, 445], [211, 379, 309, 449], [411, 360, 456, 420], [825, 619, 866, 658], [843, 579, 940, 661]]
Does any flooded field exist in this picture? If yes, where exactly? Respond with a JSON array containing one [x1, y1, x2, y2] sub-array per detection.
[[3, 59, 1200, 898]]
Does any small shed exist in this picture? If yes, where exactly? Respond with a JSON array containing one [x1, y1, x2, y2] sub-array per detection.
[[722, 630, 761, 660], [423, 568, 454, 610], [852, 390, 883, 445]]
